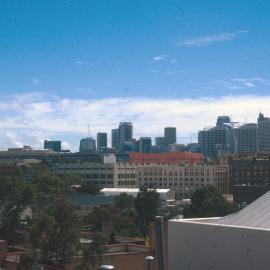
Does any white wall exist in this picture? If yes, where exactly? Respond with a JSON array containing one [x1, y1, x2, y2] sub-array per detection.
[[169, 219, 270, 270]]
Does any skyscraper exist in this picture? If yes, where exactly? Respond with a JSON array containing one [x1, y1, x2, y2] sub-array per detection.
[[79, 137, 96, 152], [155, 137, 165, 147], [111, 128, 119, 149], [119, 122, 133, 146], [258, 113, 270, 152], [216, 116, 231, 127], [137, 137, 152, 153], [198, 116, 234, 158], [233, 123, 257, 154], [164, 127, 176, 146], [97, 132, 107, 150], [44, 140, 61, 152]]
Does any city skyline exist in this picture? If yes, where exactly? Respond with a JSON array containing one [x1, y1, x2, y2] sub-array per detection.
[[1, 1, 270, 150]]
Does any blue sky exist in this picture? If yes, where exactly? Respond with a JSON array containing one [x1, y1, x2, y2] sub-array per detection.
[[1, 0, 270, 150]]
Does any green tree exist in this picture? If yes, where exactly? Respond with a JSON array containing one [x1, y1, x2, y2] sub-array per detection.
[[0, 176, 33, 237], [134, 187, 161, 236], [30, 196, 80, 267], [183, 185, 239, 218], [77, 233, 106, 270], [114, 193, 134, 211], [80, 184, 101, 195]]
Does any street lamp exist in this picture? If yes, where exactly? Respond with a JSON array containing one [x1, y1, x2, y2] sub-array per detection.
[[145, 256, 154, 270], [99, 265, 114, 270]]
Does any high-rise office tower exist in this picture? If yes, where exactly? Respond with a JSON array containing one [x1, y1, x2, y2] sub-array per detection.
[[198, 116, 234, 159], [119, 122, 133, 146], [137, 137, 152, 153], [216, 116, 231, 127], [233, 123, 257, 154], [258, 113, 270, 152], [44, 140, 61, 152], [155, 137, 165, 147], [79, 137, 96, 152], [111, 129, 119, 149], [164, 127, 176, 146], [97, 132, 107, 150]]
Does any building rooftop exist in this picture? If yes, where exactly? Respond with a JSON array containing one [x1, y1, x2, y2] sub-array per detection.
[[69, 194, 115, 206], [212, 190, 270, 230], [101, 188, 171, 194]]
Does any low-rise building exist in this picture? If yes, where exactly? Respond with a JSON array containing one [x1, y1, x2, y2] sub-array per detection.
[[169, 190, 270, 270], [135, 163, 228, 198], [54, 161, 229, 198]]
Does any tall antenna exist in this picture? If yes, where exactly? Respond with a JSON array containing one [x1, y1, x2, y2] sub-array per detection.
[[87, 124, 90, 137]]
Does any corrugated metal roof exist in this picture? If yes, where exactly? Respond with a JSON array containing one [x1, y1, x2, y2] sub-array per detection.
[[213, 191, 270, 229], [69, 195, 115, 206]]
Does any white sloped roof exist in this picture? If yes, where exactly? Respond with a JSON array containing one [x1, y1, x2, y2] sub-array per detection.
[[213, 190, 270, 229]]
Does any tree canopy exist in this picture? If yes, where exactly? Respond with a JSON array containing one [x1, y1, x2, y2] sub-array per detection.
[[183, 185, 239, 218]]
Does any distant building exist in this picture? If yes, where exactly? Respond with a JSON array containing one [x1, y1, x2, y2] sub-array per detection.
[[111, 128, 119, 149], [229, 156, 270, 203], [164, 127, 177, 146], [101, 187, 175, 201], [121, 139, 137, 152], [258, 113, 270, 152], [137, 137, 152, 153], [97, 132, 107, 150], [79, 137, 96, 152], [216, 115, 231, 126], [132, 163, 229, 197], [168, 144, 186, 152], [0, 146, 57, 162], [155, 137, 166, 148], [198, 116, 235, 159], [44, 140, 61, 152], [233, 123, 257, 154], [129, 152, 204, 164], [119, 122, 133, 146]]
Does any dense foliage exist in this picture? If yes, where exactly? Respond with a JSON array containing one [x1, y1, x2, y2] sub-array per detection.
[[183, 186, 239, 218]]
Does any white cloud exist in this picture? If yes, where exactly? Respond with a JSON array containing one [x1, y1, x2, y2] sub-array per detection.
[[204, 77, 267, 90], [0, 93, 269, 150], [152, 54, 167, 62], [31, 77, 40, 85], [177, 30, 249, 47], [76, 60, 93, 67]]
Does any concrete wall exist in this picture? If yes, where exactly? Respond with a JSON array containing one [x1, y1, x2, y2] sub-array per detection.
[[169, 219, 270, 270]]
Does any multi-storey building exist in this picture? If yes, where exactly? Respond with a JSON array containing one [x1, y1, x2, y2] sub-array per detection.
[[53, 162, 115, 187], [164, 127, 177, 146], [199, 125, 233, 159], [79, 137, 96, 152], [137, 137, 152, 153], [199, 116, 236, 159], [44, 140, 61, 152], [233, 123, 257, 154], [97, 132, 107, 150], [134, 163, 228, 198], [229, 156, 270, 203], [54, 162, 137, 188], [111, 128, 119, 149], [119, 122, 133, 146], [54, 160, 228, 197], [129, 152, 204, 164], [258, 113, 270, 152]]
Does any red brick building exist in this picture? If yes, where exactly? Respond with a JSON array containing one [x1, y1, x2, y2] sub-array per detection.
[[129, 152, 204, 164]]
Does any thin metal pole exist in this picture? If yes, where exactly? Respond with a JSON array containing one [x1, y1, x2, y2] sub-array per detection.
[[145, 256, 154, 270], [155, 216, 165, 270]]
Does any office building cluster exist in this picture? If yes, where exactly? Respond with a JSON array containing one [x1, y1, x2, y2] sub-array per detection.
[[44, 122, 179, 154], [199, 113, 270, 159], [53, 155, 229, 197]]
